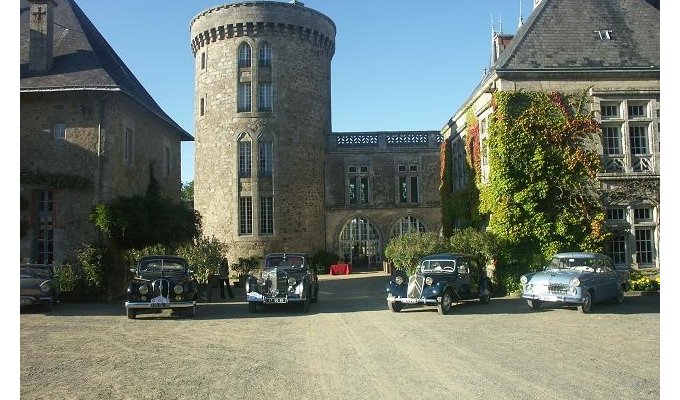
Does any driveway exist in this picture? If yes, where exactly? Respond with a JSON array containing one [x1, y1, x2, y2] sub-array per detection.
[[20, 271, 660, 399]]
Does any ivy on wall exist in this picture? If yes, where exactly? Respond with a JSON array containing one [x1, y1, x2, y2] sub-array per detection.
[[480, 89, 607, 267], [20, 168, 91, 191]]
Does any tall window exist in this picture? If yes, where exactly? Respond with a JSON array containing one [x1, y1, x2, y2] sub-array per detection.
[[635, 229, 653, 264], [338, 217, 381, 267], [260, 196, 274, 235], [200, 52, 206, 69], [259, 42, 271, 67], [605, 205, 657, 268], [259, 141, 272, 176], [389, 215, 426, 239], [238, 83, 251, 112], [602, 126, 622, 155], [199, 97, 205, 117], [35, 190, 54, 264], [124, 127, 134, 163], [53, 122, 65, 140], [347, 165, 369, 206], [397, 164, 419, 204], [238, 140, 251, 178], [629, 126, 649, 155], [239, 196, 252, 235], [608, 231, 627, 265], [259, 82, 272, 112], [238, 43, 251, 67]]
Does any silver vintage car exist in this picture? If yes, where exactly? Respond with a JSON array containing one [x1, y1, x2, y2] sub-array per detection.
[[520, 252, 630, 313]]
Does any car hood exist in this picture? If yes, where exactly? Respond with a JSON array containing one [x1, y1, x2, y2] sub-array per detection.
[[528, 269, 586, 285], [21, 277, 50, 289]]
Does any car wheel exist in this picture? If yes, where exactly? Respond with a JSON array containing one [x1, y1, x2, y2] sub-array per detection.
[[614, 285, 625, 304], [387, 300, 402, 313], [527, 299, 541, 310], [578, 291, 592, 313], [248, 301, 257, 313], [437, 289, 453, 315], [126, 308, 136, 319], [479, 294, 490, 305]]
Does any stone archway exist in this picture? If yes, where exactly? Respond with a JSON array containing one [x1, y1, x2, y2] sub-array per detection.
[[338, 216, 381, 271]]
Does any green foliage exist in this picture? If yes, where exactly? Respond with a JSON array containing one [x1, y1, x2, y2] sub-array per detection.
[[55, 261, 79, 294], [182, 181, 194, 203], [310, 250, 339, 274], [629, 270, 660, 292], [177, 237, 229, 284], [232, 256, 263, 276], [20, 168, 91, 190], [75, 243, 108, 297], [90, 172, 201, 250], [480, 89, 607, 272], [384, 232, 448, 275], [124, 244, 173, 270], [448, 228, 500, 265]]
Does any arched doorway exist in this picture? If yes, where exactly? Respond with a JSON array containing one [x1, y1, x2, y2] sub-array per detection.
[[389, 215, 426, 239], [338, 217, 381, 271]]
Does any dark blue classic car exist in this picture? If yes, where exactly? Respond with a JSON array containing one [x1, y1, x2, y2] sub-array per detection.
[[20, 264, 59, 312], [386, 253, 492, 315], [246, 253, 319, 313], [125, 256, 197, 319], [520, 252, 630, 313]]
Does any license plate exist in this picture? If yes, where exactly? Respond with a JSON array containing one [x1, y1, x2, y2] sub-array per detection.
[[150, 296, 169, 307], [264, 297, 287, 304], [20, 298, 33, 305], [540, 295, 558, 302]]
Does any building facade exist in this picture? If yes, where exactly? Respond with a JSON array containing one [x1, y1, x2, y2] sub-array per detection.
[[190, 1, 442, 267], [20, 0, 193, 264], [441, 0, 660, 270]]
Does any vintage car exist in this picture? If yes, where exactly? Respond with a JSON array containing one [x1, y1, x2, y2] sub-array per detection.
[[20, 263, 59, 311], [245, 253, 319, 313], [520, 252, 630, 313], [125, 255, 197, 319], [386, 253, 492, 315]]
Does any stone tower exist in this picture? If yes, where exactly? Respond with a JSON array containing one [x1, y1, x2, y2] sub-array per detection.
[[190, 1, 335, 261]]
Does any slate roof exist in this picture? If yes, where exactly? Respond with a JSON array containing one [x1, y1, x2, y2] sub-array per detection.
[[494, 0, 659, 72], [19, 0, 193, 141]]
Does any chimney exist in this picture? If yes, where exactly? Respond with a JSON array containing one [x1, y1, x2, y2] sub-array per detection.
[[28, 0, 55, 73]]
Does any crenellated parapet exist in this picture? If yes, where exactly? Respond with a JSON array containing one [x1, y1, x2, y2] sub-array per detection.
[[190, 1, 335, 57]]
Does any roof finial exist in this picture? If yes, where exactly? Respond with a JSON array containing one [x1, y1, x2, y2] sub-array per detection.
[[518, 0, 524, 28]]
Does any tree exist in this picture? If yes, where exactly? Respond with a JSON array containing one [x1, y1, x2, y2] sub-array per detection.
[[182, 181, 194, 203]]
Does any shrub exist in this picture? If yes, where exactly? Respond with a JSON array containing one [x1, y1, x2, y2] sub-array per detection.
[[177, 236, 228, 285], [384, 232, 448, 275], [310, 250, 339, 274], [448, 228, 500, 265], [55, 261, 79, 294], [76, 243, 108, 297], [628, 270, 660, 292]]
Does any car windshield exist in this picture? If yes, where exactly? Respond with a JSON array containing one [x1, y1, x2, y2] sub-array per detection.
[[266, 255, 305, 270], [547, 257, 599, 272], [420, 259, 456, 272], [139, 259, 186, 273], [20, 265, 52, 279]]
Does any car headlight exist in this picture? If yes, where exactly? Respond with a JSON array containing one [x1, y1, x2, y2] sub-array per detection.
[[524, 284, 533, 293], [520, 275, 528, 284], [570, 277, 581, 287], [395, 276, 404, 285], [425, 277, 433, 286], [40, 284, 51, 293], [174, 284, 184, 294], [288, 277, 297, 286], [138, 285, 149, 295]]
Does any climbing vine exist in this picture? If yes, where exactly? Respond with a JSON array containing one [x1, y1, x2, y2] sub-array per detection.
[[20, 168, 91, 190], [480, 89, 608, 270]]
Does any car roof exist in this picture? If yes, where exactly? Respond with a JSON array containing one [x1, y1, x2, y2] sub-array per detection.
[[420, 253, 473, 261], [265, 253, 307, 258], [552, 252, 610, 260], [138, 255, 187, 262]]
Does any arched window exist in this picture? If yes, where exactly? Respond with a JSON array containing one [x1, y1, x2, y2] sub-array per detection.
[[238, 134, 252, 178], [238, 43, 251, 67], [259, 42, 271, 67], [389, 215, 426, 239], [339, 217, 381, 269]]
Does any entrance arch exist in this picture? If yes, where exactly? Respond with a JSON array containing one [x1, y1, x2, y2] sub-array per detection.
[[338, 217, 381, 270]]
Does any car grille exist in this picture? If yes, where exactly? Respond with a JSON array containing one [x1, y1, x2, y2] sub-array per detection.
[[548, 284, 569, 294], [407, 275, 424, 298], [151, 279, 171, 298]]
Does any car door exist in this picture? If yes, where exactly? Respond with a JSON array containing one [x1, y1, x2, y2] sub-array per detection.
[[455, 258, 473, 299]]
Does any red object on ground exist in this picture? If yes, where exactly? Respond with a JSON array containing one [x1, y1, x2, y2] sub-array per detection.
[[329, 263, 351, 275]]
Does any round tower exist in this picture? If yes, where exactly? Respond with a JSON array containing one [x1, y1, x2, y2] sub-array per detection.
[[190, 1, 335, 261]]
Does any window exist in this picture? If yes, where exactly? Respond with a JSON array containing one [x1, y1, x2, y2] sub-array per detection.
[[601, 104, 619, 119], [238, 141, 251, 178], [389, 215, 426, 239], [608, 231, 627, 265], [397, 165, 406, 172], [239, 197, 253, 235], [199, 98, 205, 116], [124, 127, 134, 163], [260, 196, 273, 235], [338, 217, 381, 267], [606, 208, 626, 221], [238, 43, 251, 67], [628, 104, 646, 118], [53, 122, 65, 140], [410, 176, 419, 203], [347, 165, 369, 206], [35, 190, 54, 264], [259, 141, 272, 176], [399, 177, 408, 203], [602, 126, 622, 155], [397, 164, 419, 204], [635, 229, 653, 264], [634, 207, 652, 222], [258, 82, 272, 112], [238, 82, 251, 112], [259, 43, 271, 67], [629, 126, 648, 155], [200, 52, 206, 69]]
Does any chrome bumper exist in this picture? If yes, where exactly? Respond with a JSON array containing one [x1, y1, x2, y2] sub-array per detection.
[[521, 293, 584, 304], [247, 292, 305, 303], [20, 296, 52, 306], [387, 296, 438, 305], [125, 301, 195, 310]]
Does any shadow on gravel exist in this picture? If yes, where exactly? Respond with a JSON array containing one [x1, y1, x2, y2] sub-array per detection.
[[22, 275, 659, 319]]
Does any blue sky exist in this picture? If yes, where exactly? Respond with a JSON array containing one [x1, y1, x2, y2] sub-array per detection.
[[74, 0, 537, 184]]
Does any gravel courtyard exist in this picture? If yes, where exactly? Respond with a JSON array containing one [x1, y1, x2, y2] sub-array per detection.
[[20, 272, 660, 400]]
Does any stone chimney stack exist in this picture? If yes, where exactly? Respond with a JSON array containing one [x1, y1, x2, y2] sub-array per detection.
[[28, 0, 55, 73]]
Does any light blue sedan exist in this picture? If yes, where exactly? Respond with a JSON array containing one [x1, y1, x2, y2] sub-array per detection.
[[520, 252, 630, 313]]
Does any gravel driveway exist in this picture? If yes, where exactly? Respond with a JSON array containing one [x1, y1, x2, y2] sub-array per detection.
[[20, 272, 660, 400]]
